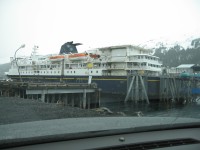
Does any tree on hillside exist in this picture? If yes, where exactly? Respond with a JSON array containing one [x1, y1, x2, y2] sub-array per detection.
[[154, 42, 200, 67]]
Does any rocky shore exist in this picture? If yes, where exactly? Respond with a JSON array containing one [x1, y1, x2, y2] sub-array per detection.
[[0, 97, 119, 125]]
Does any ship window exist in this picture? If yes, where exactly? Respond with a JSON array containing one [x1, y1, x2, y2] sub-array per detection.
[[65, 64, 69, 68], [54, 71, 56, 73], [91, 71, 93, 73], [96, 71, 98, 73], [47, 71, 48, 73], [71, 71, 72, 73], [67, 71, 69, 73], [141, 62, 146, 66], [74, 71, 75, 73], [133, 62, 138, 66], [58, 71, 60, 73]]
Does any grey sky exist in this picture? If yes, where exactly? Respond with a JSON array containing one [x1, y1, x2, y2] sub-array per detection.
[[0, 0, 200, 64]]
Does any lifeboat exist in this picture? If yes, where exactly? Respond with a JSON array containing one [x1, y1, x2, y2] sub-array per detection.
[[68, 53, 88, 60], [49, 55, 65, 61], [68, 52, 100, 61], [89, 53, 100, 59]]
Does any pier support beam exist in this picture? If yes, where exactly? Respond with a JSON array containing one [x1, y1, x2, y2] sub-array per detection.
[[52, 94, 55, 103], [135, 75, 139, 103], [71, 94, 74, 107], [87, 93, 91, 109], [98, 88, 101, 107], [125, 75, 149, 104], [139, 76, 149, 104], [46, 94, 50, 103], [64, 94, 68, 105], [83, 89, 87, 109], [125, 76, 135, 102], [41, 93, 45, 103]]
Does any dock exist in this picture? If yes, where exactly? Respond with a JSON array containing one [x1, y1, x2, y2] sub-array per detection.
[[0, 81, 101, 109], [125, 74, 200, 104], [1, 74, 200, 106]]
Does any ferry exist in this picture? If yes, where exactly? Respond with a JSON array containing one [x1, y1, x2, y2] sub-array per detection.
[[6, 42, 162, 95]]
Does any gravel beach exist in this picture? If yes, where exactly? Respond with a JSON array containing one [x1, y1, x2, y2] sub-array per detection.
[[0, 97, 117, 125]]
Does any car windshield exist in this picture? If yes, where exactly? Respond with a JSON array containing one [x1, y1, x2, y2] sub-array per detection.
[[0, 0, 200, 142]]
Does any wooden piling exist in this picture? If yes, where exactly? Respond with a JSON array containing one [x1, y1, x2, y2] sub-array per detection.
[[83, 89, 87, 109], [135, 76, 139, 103], [139, 76, 149, 104], [87, 93, 90, 109], [124, 76, 135, 102], [71, 94, 74, 107]]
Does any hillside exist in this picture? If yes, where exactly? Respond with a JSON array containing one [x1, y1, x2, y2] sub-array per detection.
[[153, 38, 200, 67], [0, 63, 10, 79]]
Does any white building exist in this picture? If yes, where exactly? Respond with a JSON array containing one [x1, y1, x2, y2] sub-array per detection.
[[176, 64, 195, 74]]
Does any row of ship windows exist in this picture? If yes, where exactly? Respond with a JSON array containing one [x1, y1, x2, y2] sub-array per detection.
[[66, 71, 99, 74], [19, 64, 106, 69], [148, 64, 160, 67], [136, 56, 157, 60], [66, 64, 107, 68], [19, 65, 60, 69], [131, 62, 160, 68], [21, 71, 60, 74], [21, 70, 100, 74]]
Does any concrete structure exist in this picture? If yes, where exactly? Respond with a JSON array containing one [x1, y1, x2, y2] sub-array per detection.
[[0, 82, 100, 109]]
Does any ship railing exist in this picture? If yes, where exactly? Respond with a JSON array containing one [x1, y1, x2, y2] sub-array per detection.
[[126, 59, 161, 64], [127, 71, 161, 77], [126, 66, 161, 70]]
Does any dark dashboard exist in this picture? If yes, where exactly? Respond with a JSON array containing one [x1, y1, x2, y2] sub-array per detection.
[[1, 117, 200, 150]]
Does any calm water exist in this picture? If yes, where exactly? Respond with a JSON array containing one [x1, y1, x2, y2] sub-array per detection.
[[101, 96, 200, 119]]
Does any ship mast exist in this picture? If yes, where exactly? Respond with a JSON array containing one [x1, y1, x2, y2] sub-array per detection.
[[31, 45, 39, 56]]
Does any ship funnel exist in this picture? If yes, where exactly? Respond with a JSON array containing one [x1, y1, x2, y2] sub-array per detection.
[[59, 41, 82, 54]]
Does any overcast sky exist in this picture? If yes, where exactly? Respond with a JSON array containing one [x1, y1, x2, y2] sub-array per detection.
[[0, 0, 200, 64]]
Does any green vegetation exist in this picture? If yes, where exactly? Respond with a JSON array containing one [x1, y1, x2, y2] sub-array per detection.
[[154, 38, 200, 67], [0, 63, 10, 79]]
